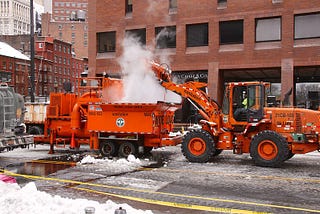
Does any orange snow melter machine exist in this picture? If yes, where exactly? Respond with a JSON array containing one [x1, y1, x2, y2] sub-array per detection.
[[36, 76, 181, 157]]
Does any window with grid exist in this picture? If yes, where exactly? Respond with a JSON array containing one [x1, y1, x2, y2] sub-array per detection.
[[155, 26, 176, 49], [219, 20, 243, 45], [169, 0, 177, 9], [125, 0, 133, 14], [97, 31, 116, 53], [125, 28, 146, 45], [294, 13, 320, 39], [255, 17, 281, 42], [186, 23, 208, 47]]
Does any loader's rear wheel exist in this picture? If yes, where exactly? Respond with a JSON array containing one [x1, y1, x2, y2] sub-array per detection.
[[181, 129, 215, 163], [99, 141, 118, 157], [250, 130, 289, 167], [119, 142, 137, 158]]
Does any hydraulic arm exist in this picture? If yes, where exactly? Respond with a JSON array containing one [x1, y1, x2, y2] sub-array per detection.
[[150, 61, 222, 133]]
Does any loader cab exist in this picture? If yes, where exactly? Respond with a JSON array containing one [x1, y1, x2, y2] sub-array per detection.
[[222, 82, 265, 127]]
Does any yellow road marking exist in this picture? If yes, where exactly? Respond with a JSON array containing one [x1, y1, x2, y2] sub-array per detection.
[[28, 159, 76, 166], [72, 186, 266, 214], [2, 170, 320, 213]]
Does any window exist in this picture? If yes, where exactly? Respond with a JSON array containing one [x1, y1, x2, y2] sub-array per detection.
[[169, 0, 177, 9], [97, 31, 116, 53], [218, 0, 227, 8], [219, 20, 244, 45], [126, 28, 146, 45], [295, 13, 320, 39], [125, 0, 133, 14], [255, 17, 281, 42], [155, 26, 176, 49], [186, 23, 208, 47], [2, 61, 6, 70]]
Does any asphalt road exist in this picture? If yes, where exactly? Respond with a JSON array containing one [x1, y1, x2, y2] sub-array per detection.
[[1, 145, 320, 213]]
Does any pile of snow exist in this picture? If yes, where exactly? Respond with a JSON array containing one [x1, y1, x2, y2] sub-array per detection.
[[0, 181, 153, 214], [79, 154, 141, 165], [77, 154, 146, 175]]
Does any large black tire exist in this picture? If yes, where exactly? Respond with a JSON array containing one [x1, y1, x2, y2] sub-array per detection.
[[286, 151, 295, 160], [213, 149, 223, 156], [181, 129, 215, 163], [119, 142, 137, 158], [99, 141, 118, 157], [250, 130, 289, 167], [28, 126, 43, 135]]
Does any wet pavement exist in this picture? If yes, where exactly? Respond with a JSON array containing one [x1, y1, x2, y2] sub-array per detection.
[[1, 144, 320, 214]]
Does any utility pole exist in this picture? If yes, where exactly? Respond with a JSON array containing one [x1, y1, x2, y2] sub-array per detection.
[[30, 0, 35, 102]]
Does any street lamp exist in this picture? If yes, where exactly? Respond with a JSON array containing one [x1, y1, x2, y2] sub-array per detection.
[[30, 0, 35, 102]]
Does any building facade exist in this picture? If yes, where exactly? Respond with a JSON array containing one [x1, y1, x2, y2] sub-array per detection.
[[0, 41, 30, 95], [0, 0, 30, 35], [88, 0, 320, 120], [51, 0, 87, 22], [41, 13, 88, 59], [0, 37, 87, 97], [0, 0, 44, 35], [35, 36, 87, 96], [40, 0, 88, 59]]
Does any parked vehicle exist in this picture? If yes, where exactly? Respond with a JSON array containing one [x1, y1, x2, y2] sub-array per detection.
[[0, 84, 33, 152]]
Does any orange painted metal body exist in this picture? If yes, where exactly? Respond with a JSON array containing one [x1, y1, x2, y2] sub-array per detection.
[[35, 76, 181, 154], [151, 61, 320, 166]]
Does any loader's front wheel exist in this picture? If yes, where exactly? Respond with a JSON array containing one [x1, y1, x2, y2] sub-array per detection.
[[119, 142, 137, 158], [182, 129, 215, 163], [99, 141, 118, 157], [250, 130, 289, 167]]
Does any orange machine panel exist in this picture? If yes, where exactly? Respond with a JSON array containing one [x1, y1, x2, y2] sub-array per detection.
[[48, 93, 78, 117], [86, 102, 179, 134], [87, 103, 158, 134]]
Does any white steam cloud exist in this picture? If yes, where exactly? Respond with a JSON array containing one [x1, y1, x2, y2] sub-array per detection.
[[118, 35, 181, 104]]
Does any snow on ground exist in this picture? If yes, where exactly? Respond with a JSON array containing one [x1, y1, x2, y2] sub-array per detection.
[[0, 154, 153, 214], [77, 154, 147, 175], [0, 181, 153, 214]]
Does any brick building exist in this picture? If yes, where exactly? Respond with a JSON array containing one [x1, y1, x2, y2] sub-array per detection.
[[51, 0, 88, 22], [35, 36, 87, 96], [88, 0, 320, 120], [41, 0, 89, 59], [0, 37, 87, 97], [0, 41, 30, 95]]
